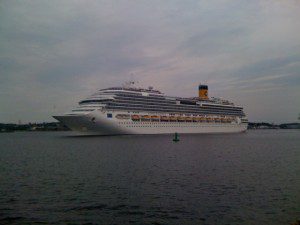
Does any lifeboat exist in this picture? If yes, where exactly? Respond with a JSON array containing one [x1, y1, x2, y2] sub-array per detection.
[[131, 115, 140, 121], [200, 117, 206, 122], [206, 117, 213, 122], [221, 118, 227, 123], [151, 115, 160, 121], [193, 117, 200, 122], [160, 116, 169, 121], [214, 117, 221, 123], [185, 117, 193, 122], [177, 116, 185, 122], [116, 114, 130, 119], [141, 115, 151, 121], [169, 116, 177, 122]]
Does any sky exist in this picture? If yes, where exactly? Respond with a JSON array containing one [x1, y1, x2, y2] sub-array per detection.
[[0, 0, 300, 123]]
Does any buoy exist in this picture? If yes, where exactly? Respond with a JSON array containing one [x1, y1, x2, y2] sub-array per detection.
[[173, 132, 180, 142]]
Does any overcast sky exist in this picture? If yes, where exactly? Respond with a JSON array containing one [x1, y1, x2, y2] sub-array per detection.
[[1, 0, 299, 123]]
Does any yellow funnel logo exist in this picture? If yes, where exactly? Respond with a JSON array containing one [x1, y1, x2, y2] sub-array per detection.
[[198, 85, 208, 99]]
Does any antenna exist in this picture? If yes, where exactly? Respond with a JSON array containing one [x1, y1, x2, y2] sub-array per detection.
[[122, 80, 136, 88], [130, 73, 134, 81]]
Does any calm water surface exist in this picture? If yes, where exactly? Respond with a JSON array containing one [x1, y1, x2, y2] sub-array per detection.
[[0, 130, 299, 225]]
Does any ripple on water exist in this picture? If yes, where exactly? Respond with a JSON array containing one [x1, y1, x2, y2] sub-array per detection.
[[0, 130, 299, 225], [66, 204, 108, 211]]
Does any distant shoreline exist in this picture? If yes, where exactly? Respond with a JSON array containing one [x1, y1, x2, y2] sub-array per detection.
[[247, 122, 300, 130], [0, 122, 70, 132], [1, 122, 299, 133]]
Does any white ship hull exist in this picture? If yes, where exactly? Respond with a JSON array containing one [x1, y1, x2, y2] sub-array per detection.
[[54, 110, 247, 135]]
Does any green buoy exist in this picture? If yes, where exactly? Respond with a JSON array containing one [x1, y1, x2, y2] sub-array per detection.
[[173, 132, 180, 142]]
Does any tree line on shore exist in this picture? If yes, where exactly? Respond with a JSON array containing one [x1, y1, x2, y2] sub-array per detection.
[[0, 121, 299, 132], [247, 122, 300, 129], [0, 122, 70, 132]]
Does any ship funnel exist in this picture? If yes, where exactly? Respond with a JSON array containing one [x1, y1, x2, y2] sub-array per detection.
[[199, 84, 208, 99]]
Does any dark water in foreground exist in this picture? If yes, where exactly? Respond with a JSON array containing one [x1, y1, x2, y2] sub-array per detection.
[[0, 130, 299, 225]]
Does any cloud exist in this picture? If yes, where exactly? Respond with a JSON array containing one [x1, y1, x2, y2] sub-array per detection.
[[0, 0, 299, 123]]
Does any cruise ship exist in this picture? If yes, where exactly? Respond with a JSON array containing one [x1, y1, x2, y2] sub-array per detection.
[[53, 82, 248, 135]]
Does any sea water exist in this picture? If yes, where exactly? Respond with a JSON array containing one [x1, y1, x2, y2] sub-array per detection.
[[0, 130, 299, 224]]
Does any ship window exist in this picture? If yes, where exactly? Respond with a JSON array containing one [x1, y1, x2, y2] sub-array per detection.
[[107, 113, 112, 118]]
